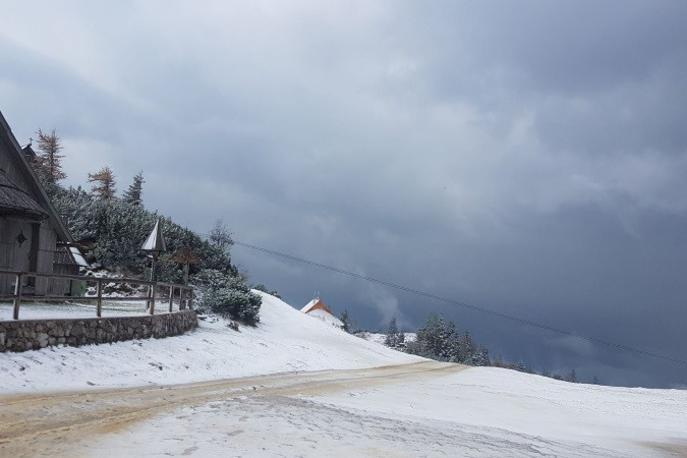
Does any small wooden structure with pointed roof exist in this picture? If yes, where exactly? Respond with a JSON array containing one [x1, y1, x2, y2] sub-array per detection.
[[142, 219, 166, 253], [301, 296, 344, 328], [0, 110, 77, 296], [141, 218, 166, 282]]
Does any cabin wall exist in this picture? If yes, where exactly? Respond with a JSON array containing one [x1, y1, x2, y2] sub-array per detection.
[[0, 219, 72, 296], [0, 217, 32, 295], [32, 224, 57, 295], [0, 123, 75, 297], [0, 216, 14, 295]]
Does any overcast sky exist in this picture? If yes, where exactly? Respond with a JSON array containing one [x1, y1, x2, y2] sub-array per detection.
[[2, 1, 686, 387]]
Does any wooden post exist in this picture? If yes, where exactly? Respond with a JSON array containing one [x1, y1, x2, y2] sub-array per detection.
[[187, 289, 193, 311], [96, 279, 103, 318], [168, 285, 174, 313], [149, 283, 156, 315], [13, 273, 23, 320]]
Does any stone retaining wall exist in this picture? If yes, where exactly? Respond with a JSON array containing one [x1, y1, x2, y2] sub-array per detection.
[[0, 310, 198, 352]]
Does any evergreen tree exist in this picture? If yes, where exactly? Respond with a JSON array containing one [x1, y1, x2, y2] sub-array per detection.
[[88, 166, 116, 200], [50, 185, 232, 277], [470, 346, 490, 366], [384, 317, 406, 349], [209, 219, 233, 254], [123, 171, 145, 206], [414, 316, 456, 360], [406, 314, 489, 364], [339, 309, 352, 333], [35, 128, 67, 185]]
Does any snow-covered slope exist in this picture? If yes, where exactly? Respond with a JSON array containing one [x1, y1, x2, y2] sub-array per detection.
[[0, 292, 421, 394], [304, 308, 344, 327], [357, 331, 417, 345], [302, 367, 687, 456]]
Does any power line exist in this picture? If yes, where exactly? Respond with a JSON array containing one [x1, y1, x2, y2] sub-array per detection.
[[229, 239, 687, 368]]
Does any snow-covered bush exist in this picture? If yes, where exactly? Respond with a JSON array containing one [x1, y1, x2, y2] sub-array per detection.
[[194, 269, 262, 325]]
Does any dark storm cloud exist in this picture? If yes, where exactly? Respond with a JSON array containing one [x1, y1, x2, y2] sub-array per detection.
[[1, 0, 686, 387]]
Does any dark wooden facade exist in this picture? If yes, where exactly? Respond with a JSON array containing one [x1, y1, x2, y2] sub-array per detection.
[[0, 111, 76, 296]]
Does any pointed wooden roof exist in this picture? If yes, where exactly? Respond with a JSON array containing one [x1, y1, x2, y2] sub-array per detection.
[[0, 172, 48, 219], [141, 219, 166, 252], [0, 110, 72, 241], [301, 297, 334, 315]]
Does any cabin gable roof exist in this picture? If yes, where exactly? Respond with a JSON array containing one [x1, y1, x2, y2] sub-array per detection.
[[0, 110, 72, 242]]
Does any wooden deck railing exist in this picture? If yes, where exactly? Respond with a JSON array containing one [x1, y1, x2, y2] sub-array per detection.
[[0, 269, 194, 320]]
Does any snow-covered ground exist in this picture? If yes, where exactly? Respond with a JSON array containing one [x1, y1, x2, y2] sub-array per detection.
[[83, 364, 687, 457], [0, 292, 420, 394], [300, 368, 687, 456], [0, 301, 151, 320], [303, 307, 344, 327], [357, 331, 417, 345], [2, 292, 686, 456]]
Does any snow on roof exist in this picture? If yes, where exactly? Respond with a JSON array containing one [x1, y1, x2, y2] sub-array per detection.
[[301, 298, 343, 328], [301, 298, 319, 313], [69, 246, 90, 268], [141, 219, 166, 252], [301, 297, 334, 314]]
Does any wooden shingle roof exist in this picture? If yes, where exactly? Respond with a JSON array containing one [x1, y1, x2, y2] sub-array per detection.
[[0, 110, 72, 242], [0, 173, 48, 219]]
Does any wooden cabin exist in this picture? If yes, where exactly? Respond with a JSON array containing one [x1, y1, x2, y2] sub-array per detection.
[[301, 297, 344, 328], [0, 110, 77, 296]]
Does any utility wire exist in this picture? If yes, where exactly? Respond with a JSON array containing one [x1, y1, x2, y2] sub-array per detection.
[[229, 239, 687, 368]]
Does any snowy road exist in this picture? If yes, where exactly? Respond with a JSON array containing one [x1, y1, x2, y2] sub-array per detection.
[[0, 361, 463, 457], [2, 361, 684, 457]]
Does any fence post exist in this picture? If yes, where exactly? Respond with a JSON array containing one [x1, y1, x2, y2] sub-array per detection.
[[12, 273, 23, 320], [187, 289, 193, 311], [96, 279, 103, 318], [149, 283, 156, 315], [168, 285, 174, 313]]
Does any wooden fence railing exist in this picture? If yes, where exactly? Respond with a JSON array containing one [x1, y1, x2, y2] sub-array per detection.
[[0, 269, 194, 320]]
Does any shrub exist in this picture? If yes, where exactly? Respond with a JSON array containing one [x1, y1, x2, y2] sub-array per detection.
[[194, 269, 262, 325]]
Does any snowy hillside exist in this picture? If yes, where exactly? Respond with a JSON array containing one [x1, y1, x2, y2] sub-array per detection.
[[300, 367, 687, 456], [0, 292, 421, 394], [303, 308, 344, 327]]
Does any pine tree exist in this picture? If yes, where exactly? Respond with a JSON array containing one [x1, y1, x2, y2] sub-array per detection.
[[339, 309, 352, 333], [35, 128, 67, 185], [470, 346, 490, 366], [88, 167, 116, 200], [123, 171, 144, 206], [384, 317, 406, 349], [209, 219, 233, 254]]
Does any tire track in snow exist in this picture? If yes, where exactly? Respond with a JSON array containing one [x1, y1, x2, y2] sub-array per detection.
[[0, 361, 465, 457]]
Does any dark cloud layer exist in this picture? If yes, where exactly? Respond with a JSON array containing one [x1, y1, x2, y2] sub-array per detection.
[[2, 1, 686, 387]]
